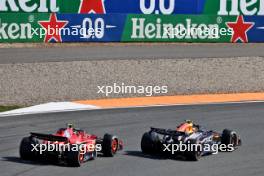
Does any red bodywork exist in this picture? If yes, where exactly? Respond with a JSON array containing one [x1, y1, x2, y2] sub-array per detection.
[[28, 127, 123, 164], [51, 128, 98, 151], [20, 126, 123, 166]]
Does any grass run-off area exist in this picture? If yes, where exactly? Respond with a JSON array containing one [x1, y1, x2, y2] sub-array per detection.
[[0, 106, 21, 112]]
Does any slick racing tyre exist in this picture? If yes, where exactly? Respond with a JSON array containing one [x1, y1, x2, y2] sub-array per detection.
[[66, 146, 84, 167], [19, 137, 39, 160], [221, 129, 239, 148], [184, 139, 202, 161], [141, 132, 160, 154], [102, 134, 119, 157]]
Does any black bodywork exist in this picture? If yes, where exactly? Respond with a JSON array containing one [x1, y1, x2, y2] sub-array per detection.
[[141, 126, 241, 161]]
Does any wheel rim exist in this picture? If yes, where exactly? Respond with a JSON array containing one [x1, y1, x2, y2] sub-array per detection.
[[196, 143, 202, 158], [79, 152, 84, 163], [111, 139, 118, 154], [196, 150, 202, 158], [79, 146, 85, 163], [231, 134, 237, 146]]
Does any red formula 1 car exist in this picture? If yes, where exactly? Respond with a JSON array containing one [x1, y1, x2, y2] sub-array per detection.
[[19, 124, 123, 167]]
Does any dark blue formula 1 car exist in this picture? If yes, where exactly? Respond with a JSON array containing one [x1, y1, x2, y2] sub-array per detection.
[[141, 120, 242, 161]]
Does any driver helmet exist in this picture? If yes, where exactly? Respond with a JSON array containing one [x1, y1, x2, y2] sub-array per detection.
[[64, 123, 74, 138], [176, 120, 194, 134]]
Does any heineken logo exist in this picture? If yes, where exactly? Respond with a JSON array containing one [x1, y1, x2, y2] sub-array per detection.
[[0, 0, 59, 12], [0, 21, 32, 39], [218, 0, 264, 15], [130, 18, 223, 40]]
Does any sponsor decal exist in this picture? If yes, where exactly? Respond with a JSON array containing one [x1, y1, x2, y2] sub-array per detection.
[[38, 13, 68, 42], [79, 0, 106, 14], [0, 21, 32, 39], [140, 0, 175, 15], [0, 0, 59, 12], [218, 0, 264, 16], [56, 13, 126, 42], [130, 17, 220, 40], [226, 15, 254, 43]]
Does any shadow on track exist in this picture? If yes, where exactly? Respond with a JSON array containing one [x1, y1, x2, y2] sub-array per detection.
[[124, 150, 193, 162], [1, 156, 68, 167]]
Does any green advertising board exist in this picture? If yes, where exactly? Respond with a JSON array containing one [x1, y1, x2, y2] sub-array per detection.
[[0, 0, 263, 16], [0, 0, 79, 13], [0, 13, 50, 42], [122, 14, 237, 42], [204, 0, 264, 16], [1, 13, 255, 43]]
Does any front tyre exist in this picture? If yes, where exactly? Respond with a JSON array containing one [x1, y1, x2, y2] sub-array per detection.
[[221, 129, 239, 148], [102, 134, 119, 157]]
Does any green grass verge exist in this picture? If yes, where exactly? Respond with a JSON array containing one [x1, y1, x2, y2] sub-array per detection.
[[0, 106, 21, 112]]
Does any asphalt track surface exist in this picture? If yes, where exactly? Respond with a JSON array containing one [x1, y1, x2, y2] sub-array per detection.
[[1, 43, 264, 64], [0, 103, 263, 176]]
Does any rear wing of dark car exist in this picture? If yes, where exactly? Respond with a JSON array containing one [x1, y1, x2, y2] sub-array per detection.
[[150, 127, 186, 136], [30, 132, 68, 142]]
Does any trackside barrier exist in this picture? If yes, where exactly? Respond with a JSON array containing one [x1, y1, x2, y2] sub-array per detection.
[[0, 0, 263, 43], [0, 13, 263, 43], [0, 0, 263, 16], [0, 0, 206, 14]]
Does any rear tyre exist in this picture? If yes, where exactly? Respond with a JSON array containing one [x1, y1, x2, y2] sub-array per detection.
[[141, 132, 159, 154], [221, 129, 238, 149], [102, 134, 119, 157], [66, 147, 83, 167], [184, 139, 202, 161], [19, 137, 39, 160]]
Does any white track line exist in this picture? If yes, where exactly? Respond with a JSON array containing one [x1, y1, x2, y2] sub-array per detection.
[[0, 102, 100, 117], [1, 100, 263, 117]]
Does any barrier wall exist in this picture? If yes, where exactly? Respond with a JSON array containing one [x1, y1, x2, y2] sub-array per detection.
[[0, 13, 263, 42], [0, 0, 263, 16], [0, 0, 207, 14], [0, 0, 263, 43]]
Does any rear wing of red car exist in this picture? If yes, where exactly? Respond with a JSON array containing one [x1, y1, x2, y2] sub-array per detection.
[[30, 132, 68, 142]]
